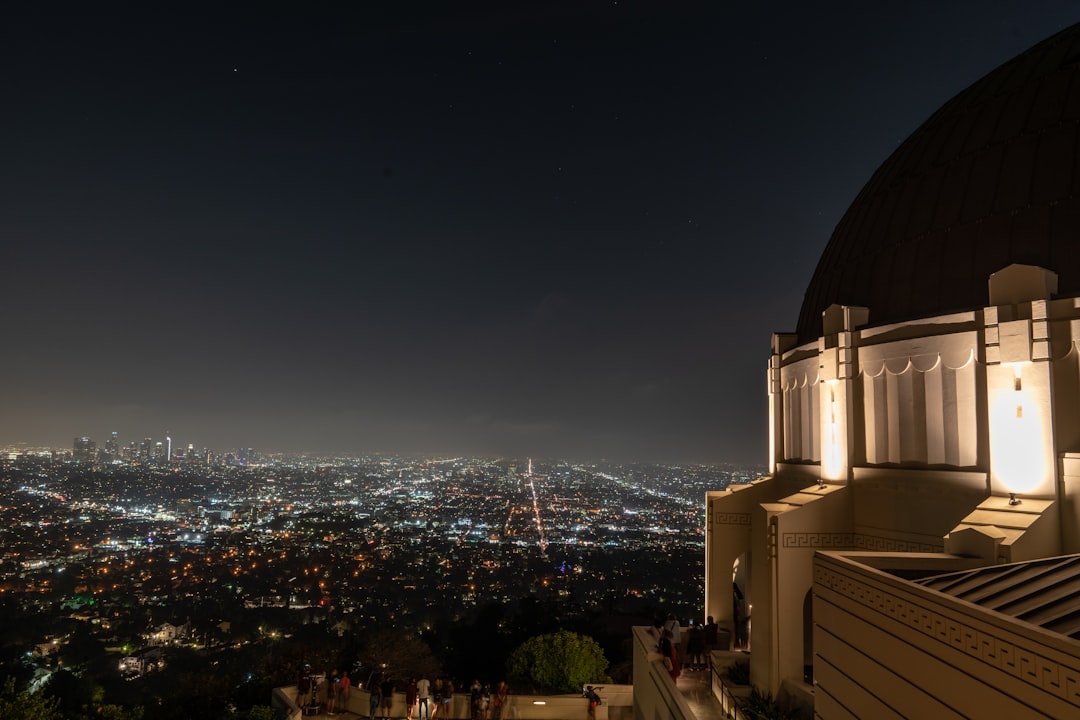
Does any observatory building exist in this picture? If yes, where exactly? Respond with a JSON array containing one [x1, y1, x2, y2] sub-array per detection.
[[703, 21, 1080, 718]]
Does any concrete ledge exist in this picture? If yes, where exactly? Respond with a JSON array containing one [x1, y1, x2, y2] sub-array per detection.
[[275, 684, 632, 720]]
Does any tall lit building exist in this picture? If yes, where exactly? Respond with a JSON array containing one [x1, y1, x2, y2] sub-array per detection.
[[72, 436, 96, 463], [701, 22, 1080, 718], [104, 431, 120, 461]]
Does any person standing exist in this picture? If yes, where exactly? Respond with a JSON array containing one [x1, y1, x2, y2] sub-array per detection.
[[417, 674, 432, 720], [703, 615, 719, 668], [327, 669, 340, 715], [493, 681, 509, 720], [406, 677, 418, 720], [443, 679, 455, 720], [469, 679, 482, 720], [584, 686, 601, 720], [685, 620, 705, 670], [339, 671, 352, 714], [381, 675, 395, 720], [664, 614, 682, 662], [733, 583, 750, 650], [369, 676, 383, 720], [659, 629, 680, 682], [298, 665, 313, 710], [431, 678, 443, 720], [478, 684, 491, 720]]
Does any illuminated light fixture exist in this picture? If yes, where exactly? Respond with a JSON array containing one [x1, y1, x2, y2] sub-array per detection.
[[990, 361, 1045, 495], [532, 701, 547, 705], [817, 478, 826, 490], [822, 382, 843, 478], [1009, 492, 1021, 506]]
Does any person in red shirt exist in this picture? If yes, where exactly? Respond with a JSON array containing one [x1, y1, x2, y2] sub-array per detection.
[[338, 671, 352, 714]]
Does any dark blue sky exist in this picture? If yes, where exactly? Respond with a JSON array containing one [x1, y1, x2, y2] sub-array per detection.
[[1, 2, 1077, 463]]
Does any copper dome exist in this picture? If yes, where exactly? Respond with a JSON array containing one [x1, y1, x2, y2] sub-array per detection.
[[797, 23, 1080, 342]]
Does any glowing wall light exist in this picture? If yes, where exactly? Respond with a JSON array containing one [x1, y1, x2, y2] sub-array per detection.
[[990, 362, 1046, 494], [822, 381, 843, 478]]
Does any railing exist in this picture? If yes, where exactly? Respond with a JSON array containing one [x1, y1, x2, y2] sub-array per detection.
[[712, 668, 752, 720], [273, 684, 632, 720], [270, 685, 301, 720], [631, 626, 697, 720]]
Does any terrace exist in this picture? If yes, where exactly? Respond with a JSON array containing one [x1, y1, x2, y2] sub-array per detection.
[[271, 628, 731, 720]]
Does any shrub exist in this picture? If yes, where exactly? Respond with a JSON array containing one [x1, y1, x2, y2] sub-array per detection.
[[741, 687, 797, 720], [506, 630, 611, 694], [725, 660, 750, 685]]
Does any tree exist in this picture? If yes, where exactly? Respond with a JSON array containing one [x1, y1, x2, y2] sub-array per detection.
[[43, 669, 92, 716], [231, 706, 276, 720], [0, 676, 61, 720], [60, 625, 106, 669], [355, 630, 441, 686], [506, 631, 610, 694], [73, 704, 145, 720]]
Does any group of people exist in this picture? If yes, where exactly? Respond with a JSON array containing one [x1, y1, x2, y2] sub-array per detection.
[[406, 675, 511, 720], [306, 673, 509, 720], [297, 666, 352, 715], [366, 669, 397, 720], [656, 613, 721, 682]]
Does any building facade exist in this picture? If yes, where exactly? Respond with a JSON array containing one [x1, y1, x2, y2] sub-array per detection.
[[703, 21, 1080, 718], [73, 436, 96, 463]]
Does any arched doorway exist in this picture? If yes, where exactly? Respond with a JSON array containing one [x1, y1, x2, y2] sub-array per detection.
[[733, 554, 750, 651]]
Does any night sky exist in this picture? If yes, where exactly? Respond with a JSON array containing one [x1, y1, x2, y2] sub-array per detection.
[[2, 3, 1077, 463]]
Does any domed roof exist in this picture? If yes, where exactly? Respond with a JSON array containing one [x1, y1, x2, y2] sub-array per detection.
[[797, 23, 1080, 342]]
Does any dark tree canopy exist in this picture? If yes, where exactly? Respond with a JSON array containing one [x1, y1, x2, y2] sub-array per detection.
[[506, 631, 610, 694], [0, 676, 61, 720], [355, 630, 441, 688]]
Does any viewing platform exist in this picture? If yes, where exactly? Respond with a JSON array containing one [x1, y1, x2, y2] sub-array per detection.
[[632, 625, 761, 720], [273, 627, 739, 720], [271, 683, 634, 720]]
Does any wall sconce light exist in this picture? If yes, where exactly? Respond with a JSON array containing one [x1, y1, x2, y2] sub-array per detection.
[[1009, 492, 1021, 506]]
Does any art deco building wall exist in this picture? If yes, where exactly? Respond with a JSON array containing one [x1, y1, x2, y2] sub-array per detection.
[[779, 353, 820, 463], [705, 271, 1080, 703], [703, 20, 1080, 713], [857, 333, 979, 467], [814, 552, 1080, 718]]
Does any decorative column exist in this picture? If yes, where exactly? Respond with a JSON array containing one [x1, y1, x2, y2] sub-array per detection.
[[769, 334, 796, 474], [985, 265, 1058, 500], [818, 305, 867, 483]]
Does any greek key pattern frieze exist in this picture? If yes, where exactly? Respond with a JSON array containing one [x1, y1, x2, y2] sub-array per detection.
[[855, 535, 941, 553], [713, 512, 752, 526], [814, 564, 1080, 706], [781, 532, 854, 549]]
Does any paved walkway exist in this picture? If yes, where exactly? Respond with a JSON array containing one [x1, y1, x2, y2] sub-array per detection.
[[292, 673, 725, 720], [675, 666, 726, 720]]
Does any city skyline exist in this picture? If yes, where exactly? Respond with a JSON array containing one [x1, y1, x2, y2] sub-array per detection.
[[0, 450, 743, 714], [3, 4, 1077, 464]]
